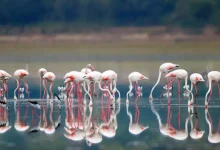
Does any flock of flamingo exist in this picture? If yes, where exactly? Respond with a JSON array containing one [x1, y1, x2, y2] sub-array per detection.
[[0, 62, 220, 144], [0, 62, 219, 106]]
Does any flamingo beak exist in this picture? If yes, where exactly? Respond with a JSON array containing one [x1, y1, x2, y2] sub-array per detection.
[[200, 79, 205, 82]]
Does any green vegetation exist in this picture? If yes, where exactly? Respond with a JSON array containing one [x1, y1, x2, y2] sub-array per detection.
[[0, 0, 220, 34]]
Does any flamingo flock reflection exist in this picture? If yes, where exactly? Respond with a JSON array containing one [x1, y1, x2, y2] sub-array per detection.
[[1, 62, 220, 146]]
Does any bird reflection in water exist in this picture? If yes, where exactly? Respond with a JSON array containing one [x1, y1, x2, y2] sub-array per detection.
[[150, 101, 189, 140], [0, 103, 11, 133], [14, 101, 30, 131], [126, 100, 148, 135], [188, 104, 205, 140], [99, 100, 120, 139], [205, 107, 220, 143]]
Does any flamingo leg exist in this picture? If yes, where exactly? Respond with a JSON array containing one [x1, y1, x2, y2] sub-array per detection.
[[178, 79, 180, 105], [22, 78, 29, 99], [167, 78, 176, 105], [195, 83, 198, 97], [49, 82, 53, 99], [208, 82, 213, 103], [40, 78, 42, 99], [217, 81, 220, 96]]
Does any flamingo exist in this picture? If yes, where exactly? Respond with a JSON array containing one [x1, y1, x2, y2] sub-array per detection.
[[102, 70, 120, 101], [43, 72, 56, 99], [14, 69, 29, 100], [150, 101, 176, 136], [0, 106, 11, 133], [205, 71, 220, 106], [84, 71, 115, 104], [126, 72, 148, 102], [0, 70, 11, 100], [64, 71, 88, 103], [205, 108, 220, 143], [14, 101, 30, 132], [38, 68, 47, 98], [126, 102, 148, 135], [189, 73, 205, 97], [188, 106, 205, 140], [165, 69, 191, 105], [149, 62, 179, 100], [81, 64, 94, 74]]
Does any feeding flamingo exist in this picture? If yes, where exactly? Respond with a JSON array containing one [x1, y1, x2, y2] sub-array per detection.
[[205, 71, 220, 106], [149, 62, 179, 100], [38, 68, 47, 98], [205, 108, 220, 143], [165, 69, 191, 105], [0, 70, 11, 101], [14, 69, 29, 100], [126, 102, 148, 135], [126, 72, 148, 102], [101, 70, 120, 101], [43, 72, 56, 99], [189, 73, 205, 97]]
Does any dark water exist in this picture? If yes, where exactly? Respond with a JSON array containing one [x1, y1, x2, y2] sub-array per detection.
[[1, 82, 220, 150]]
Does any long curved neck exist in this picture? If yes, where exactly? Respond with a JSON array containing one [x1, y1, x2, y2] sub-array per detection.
[[126, 79, 133, 100], [205, 111, 212, 137], [150, 102, 162, 128], [98, 81, 113, 97], [126, 103, 133, 127], [190, 82, 193, 92], [150, 71, 162, 98], [185, 118, 189, 133], [205, 78, 212, 104], [43, 79, 48, 98], [185, 77, 190, 93], [14, 79, 19, 99]]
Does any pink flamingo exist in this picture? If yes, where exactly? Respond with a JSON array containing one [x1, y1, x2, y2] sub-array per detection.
[[126, 102, 148, 135], [126, 72, 148, 102], [38, 68, 47, 98], [205, 71, 220, 106], [205, 108, 220, 143], [149, 62, 179, 100], [0, 70, 11, 101], [43, 72, 56, 99], [14, 69, 29, 100], [165, 69, 191, 105]]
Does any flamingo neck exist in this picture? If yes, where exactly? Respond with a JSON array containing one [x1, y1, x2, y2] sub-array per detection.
[[184, 77, 190, 93], [185, 118, 189, 133], [205, 111, 212, 137], [98, 81, 112, 97], [150, 102, 162, 128], [14, 78, 19, 99], [126, 104, 133, 128], [205, 78, 212, 104], [126, 79, 133, 100], [150, 71, 162, 98]]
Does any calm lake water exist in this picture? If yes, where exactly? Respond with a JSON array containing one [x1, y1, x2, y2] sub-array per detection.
[[0, 81, 220, 150]]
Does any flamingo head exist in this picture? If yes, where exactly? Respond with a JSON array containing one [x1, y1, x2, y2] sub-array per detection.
[[160, 63, 179, 73], [190, 130, 205, 139], [140, 75, 149, 80], [87, 64, 94, 71]]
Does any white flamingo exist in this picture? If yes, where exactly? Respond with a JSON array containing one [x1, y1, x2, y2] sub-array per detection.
[[0, 70, 11, 100], [102, 70, 120, 101], [38, 68, 47, 98], [149, 62, 179, 100], [126, 102, 148, 135], [205, 108, 220, 143], [43, 72, 56, 99], [14, 69, 29, 100], [126, 72, 148, 102], [205, 71, 220, 106]]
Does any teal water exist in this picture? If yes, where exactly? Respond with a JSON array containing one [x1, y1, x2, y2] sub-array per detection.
[[0, 81, 220, 150]]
